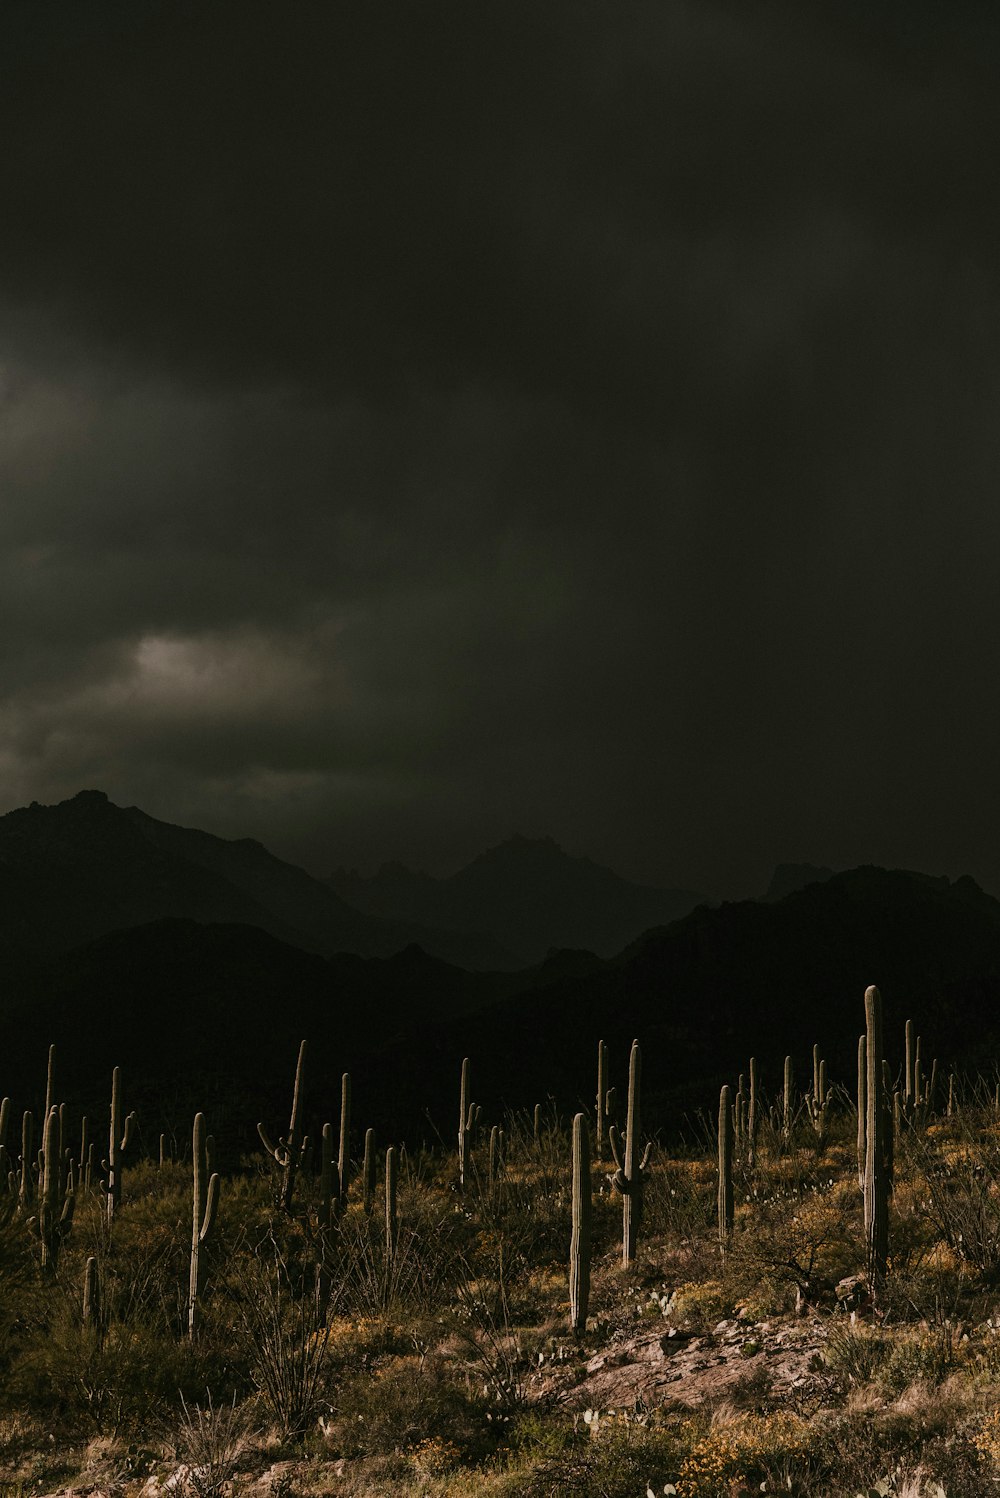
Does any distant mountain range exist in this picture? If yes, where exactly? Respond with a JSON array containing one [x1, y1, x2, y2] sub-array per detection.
[[329, 834, 706, 964], [0, 790, 515, 969], [0, 792, 708, 971], [5, 791, 999, 1151]]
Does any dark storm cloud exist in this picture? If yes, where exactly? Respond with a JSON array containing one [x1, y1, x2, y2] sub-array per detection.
[[2, 1, 1000, 896]]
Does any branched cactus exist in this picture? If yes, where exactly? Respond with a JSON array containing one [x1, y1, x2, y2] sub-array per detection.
[[104, 1066, 136, 1225], [457, 1057, 481, 1190], [806, 1048, 830, 1150], [569, 1111, 591, 1334], [718, 1084, 733, 1251], [257, 1039, 307, 1214], [595, 1039, 609, 1160], [608, 1039, 652, 1267], [188, 1112, 220, 1339], [34, 1105, 75, 1271]]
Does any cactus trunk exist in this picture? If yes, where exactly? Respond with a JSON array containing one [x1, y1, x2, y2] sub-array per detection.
[[569, 1112, 591, 1334]]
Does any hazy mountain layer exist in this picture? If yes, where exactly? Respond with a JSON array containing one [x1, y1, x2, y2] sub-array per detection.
[[330, 833, 706, 964], [0, 790, 517, 969], [4, 862, 1000, 1150]]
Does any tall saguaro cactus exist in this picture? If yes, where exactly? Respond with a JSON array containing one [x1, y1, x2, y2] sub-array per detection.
[[595, 1039, 609, 1160], [718, 1084, 734, 1250], [337, 1072, 351, 1209], [188, 1112, 220, 1339], [105, 1067, 136, 1224], [258, 1039, 307, 1214], [0, 1096, 10, 1187], [864, 985, 889, 1298], [38, 1105, 74, 1271], [782, 1056, 794, 1148], [609, 1039, 652, 1266], [385, 1145, 399, 1259], [457, 1057, 481, 1190], [19, 1110, 34, 1210], [83, 1255, 100, 1334], [857, 1034, 867, 1192], [362, 1127, 376, 1216], [747, 1057, 759, 1167], [569, 1112, 591, 1334]]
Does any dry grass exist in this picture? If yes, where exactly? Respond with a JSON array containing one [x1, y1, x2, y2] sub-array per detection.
[[3, 1098, 1000, 1493]]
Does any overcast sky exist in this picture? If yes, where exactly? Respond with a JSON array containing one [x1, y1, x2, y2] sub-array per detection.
[[2, 1, 999, 900]]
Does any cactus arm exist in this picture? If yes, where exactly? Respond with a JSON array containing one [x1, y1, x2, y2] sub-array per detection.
[[257, 1121, 288, 1163]]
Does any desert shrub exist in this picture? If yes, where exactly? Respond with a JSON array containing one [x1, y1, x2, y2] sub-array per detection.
[[7, 1314, 227, 1437], [642, 1159, 716, 1242], [726, 1176, 859, 1311], [448, 1249, 537, 1416], [173, 1392, 255, 1498], [233, 1251, 330, 1441], [665, 1278, 735, 1331], [486, 1420, 681, 1498], [323, 1199, 460, 1320], [904, 1119, 1000, 1281], [878, 1323, 965, 1395], [323, 1352, 493, 1462], [672, 1410, 812, 1496], [824, 1318, 893, 1385]]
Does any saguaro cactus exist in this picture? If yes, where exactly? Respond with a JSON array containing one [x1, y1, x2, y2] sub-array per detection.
[[718, 1084, 734, 1250], [337, 1072, 351, 1209], [569, 1112, 591, 1334], [37, 1105, 74, 1270], [83, 1255, 100, 1334], [19, 1110, 34, 1210], [257, 1039, 307, 1213], [864, 985, 889, 1298], [782, 1056, 794, 1147], [488, 1124, 503, 1199], [747, 1057, 759, 1166], [0, 1096, 9, 1186], [807, 1051, 830, 1150], [362, 1127, 376, 1216], [105, 1067, 136, 1224], [595, 1039, 609, 1160], [188, 1112, 220, 1339], [857, 1035, 867, 1192], [457, 1057, 481, 1190], [44, 1045, 55, 1128], [609, 1039, 652, 1267], [385, 1145, 399, 1259]]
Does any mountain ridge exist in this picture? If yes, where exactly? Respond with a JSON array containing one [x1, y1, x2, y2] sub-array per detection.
[[329, 832, 707, 964]]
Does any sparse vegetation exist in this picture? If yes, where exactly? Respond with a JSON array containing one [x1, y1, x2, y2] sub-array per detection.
[[6, 1008, 1000, 1494]]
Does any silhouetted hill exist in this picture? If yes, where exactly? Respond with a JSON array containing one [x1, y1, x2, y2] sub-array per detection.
[[761, 862, 837, 901], [329, 834, 706, 964], [367, 864, 1000, 1133], [0, 916, 514, 1155], [0, 791, 517, 970], [6, 861, 1000, 1150]]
